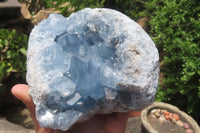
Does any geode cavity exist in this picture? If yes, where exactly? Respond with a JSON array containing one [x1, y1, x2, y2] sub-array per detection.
[[27, 8, 159, 131]]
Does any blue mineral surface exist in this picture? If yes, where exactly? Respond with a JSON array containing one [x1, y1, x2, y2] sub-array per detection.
[[27, 8, 159, 131]]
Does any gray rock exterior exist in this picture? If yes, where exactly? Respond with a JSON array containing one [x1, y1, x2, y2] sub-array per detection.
[[27, 8, 159, 131]]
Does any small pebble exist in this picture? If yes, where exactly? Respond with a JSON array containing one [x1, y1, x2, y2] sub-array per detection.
[[151, 109, 157, 114], [171, 117, 176, 124], [176, 120, 184, 127], [152, 114, 156, 118], [183, 123, 190, 129], [161, 114, 166, 120], [185, 129, 193, 133], [169, 113, 172, 117], [154, 111, 160, 118], [161, 109, 167, 113], [158, 115, 166, 122], [172, 113, 180, 121], [165, 114, 172, 121], [164, 111, 170, 115]]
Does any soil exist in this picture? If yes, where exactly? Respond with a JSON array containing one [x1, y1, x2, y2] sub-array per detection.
[[148, 117, 185, 133]]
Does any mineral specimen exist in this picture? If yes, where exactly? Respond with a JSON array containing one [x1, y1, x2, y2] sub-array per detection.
[[27, 8, 159, 131]]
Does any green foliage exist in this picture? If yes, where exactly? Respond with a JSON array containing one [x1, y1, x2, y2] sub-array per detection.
[[26, 0, 146, 17], [0, 29, 28, 81], [59, 0, 104, 16], [144, 0, 200, 119], [25, 0, 104, 16]]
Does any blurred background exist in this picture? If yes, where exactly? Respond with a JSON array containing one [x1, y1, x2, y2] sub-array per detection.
[[0, 0, 199, 130]]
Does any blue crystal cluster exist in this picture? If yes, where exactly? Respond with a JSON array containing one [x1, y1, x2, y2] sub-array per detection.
[[27, 8, 159, 131]]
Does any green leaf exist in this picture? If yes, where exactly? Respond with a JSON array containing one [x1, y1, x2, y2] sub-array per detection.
[[20, 48, 27, 56], [0, 28, 28, 80]]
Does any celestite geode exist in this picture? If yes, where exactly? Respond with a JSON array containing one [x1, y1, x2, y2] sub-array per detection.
[[27, 8, 159, 131]]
